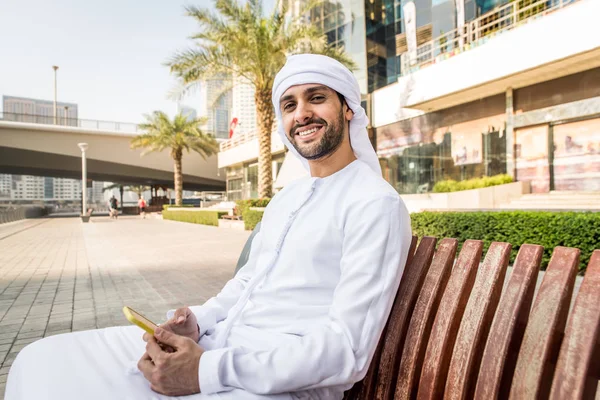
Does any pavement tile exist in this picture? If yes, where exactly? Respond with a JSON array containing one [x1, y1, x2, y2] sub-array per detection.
[[12, 337, 39, 347], [15, 331, 44, 340], [0, 216, 250, 390]]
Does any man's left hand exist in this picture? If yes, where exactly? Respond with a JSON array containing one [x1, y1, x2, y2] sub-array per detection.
[[138, 327, 204, 396]]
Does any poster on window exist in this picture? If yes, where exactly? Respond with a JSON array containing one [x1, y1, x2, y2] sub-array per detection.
[[552, 118, 600, 191], [515, 125, 549, 193], [451, 131, 482, 166]]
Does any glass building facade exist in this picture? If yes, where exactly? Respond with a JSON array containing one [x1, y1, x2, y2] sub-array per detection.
[[289, 0, 369, 95], [365, 0, 512, 92], [376, 67, 600, 194]]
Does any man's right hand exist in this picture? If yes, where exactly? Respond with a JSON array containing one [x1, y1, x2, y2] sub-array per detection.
[[143, 307, 200, 343]]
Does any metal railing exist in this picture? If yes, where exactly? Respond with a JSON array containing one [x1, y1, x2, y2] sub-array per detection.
[[219, 129, 282, 151], [0, 112, 140, 133], [0, 205, 48, 224], [220, 131, 259, 151], [401, 0, 579, 76]]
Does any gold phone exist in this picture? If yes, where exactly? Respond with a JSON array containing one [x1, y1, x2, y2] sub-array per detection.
[[123, 306, 159, 335]]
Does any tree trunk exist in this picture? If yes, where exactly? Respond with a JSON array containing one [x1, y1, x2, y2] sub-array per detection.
[[173, 149, 183, 206], [255, 88, 275, 198]]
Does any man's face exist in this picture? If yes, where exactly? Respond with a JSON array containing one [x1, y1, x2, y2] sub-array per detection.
[[279, 84, 352, 160]]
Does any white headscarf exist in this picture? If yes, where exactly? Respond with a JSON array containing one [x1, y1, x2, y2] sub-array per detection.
[[272, 54, 382, 175]]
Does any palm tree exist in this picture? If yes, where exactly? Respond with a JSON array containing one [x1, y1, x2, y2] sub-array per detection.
[[128, 185, 151, 199], [131, 111, 219, 206], [167, 0, 355, 198]]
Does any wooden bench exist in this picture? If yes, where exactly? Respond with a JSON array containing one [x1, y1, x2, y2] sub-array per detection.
[[344, 238, 599, 400], [233, 229, 599, 398]]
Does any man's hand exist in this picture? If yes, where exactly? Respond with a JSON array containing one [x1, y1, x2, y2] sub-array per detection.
[[138, 327, 204, 396], [143, 307, 199, 343]]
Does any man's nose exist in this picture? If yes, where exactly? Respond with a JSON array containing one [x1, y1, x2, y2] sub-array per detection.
[[294, 102, 312, 125]]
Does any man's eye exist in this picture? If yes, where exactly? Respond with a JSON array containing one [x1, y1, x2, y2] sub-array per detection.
[[312, 96, 325, 101], [283, 103, 295, 111]]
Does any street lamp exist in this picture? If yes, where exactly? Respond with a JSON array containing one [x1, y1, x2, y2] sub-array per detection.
[[52, 66, 59, 125], [78, 143, 89, 220], [64, 106, 69, 126]]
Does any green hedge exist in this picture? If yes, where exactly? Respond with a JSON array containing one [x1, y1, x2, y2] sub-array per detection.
[[433, 174, 513, 193], [235, 199, 271, 216], [411, 211, 600, 272], [243, 209, 264, 231], [162, 204, 195, 210], [162, 209, 228, 226]]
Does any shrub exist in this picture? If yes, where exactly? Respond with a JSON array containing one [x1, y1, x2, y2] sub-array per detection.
[[411, 211, 600, 272], [243, 209, 264, 231], [162, 209, 228, 226], [433, 174, 513, 193], [235, 198, 271, 216]]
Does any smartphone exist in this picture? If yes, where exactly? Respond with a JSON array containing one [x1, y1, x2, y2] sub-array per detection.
[[123, 306, 159, 335]]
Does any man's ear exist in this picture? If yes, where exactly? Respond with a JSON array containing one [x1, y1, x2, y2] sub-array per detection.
[[345, 104, 354, 122]]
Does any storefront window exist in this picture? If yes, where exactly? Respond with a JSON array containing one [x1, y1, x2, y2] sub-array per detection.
[[377, 97, 507, 194], [515, 125, 549, 193], [552, 118, 600, 191]]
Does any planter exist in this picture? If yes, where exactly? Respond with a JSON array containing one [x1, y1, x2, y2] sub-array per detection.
[[400, 181, 531, 213]]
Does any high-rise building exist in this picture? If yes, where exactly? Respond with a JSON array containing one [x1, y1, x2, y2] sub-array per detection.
[[91, 181, 105, 204], [199, 75, 233, 139], [283, 0, 369, 96], [0, 174, 12, 199], [2, 95, 78, 126], [231, 74, 257, 136], [10, 175, 45, 200], [52, 178, 82, 200], [177, 104, 198, 122]]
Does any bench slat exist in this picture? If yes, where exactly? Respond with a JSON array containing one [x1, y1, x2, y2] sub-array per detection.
[[395, 238, 458, 400], [509, 247, 579, 399], [373, 236, 437, 400], [417, 240, 483, 400], [444, 242, 512, 400], [549, 250, 600, 400], [344, 235, 418, 400], [474, 244, 543, 400]]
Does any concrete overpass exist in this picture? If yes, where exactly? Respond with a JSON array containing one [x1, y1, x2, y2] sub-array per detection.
[[0, 118, 225, 191]]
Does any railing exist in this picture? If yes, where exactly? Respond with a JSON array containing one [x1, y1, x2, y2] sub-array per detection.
[[401, 0, 579, 76], [0, 206, 48, 224], [0, 112, 140, 133], [220, 131, 258, 151], [219, 128, 283, 152]]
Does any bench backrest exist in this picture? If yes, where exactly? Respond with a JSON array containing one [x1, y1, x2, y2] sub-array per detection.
[[345, 240, 600, 400]]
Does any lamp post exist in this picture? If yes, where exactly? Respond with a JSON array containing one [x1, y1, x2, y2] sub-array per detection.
[[52, 66, 59, 125], [78, 143, 89, 218], [64, 106, 69, 126]]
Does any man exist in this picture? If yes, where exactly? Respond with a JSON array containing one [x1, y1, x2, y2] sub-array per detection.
[[109, 195, 118, 219], [7, 54, 411, 399]]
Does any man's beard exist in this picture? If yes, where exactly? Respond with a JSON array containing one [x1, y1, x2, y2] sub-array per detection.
[[288, 110, 345, 161]]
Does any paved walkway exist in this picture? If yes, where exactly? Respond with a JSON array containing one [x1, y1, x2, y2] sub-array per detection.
[[0, 216, 250, 398]]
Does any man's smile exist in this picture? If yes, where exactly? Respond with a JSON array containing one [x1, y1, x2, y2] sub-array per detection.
[[293, 124, 324, 141]]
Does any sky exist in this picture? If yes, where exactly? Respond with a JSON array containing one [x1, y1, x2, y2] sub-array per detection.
[[0, 0, 274, 124]]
